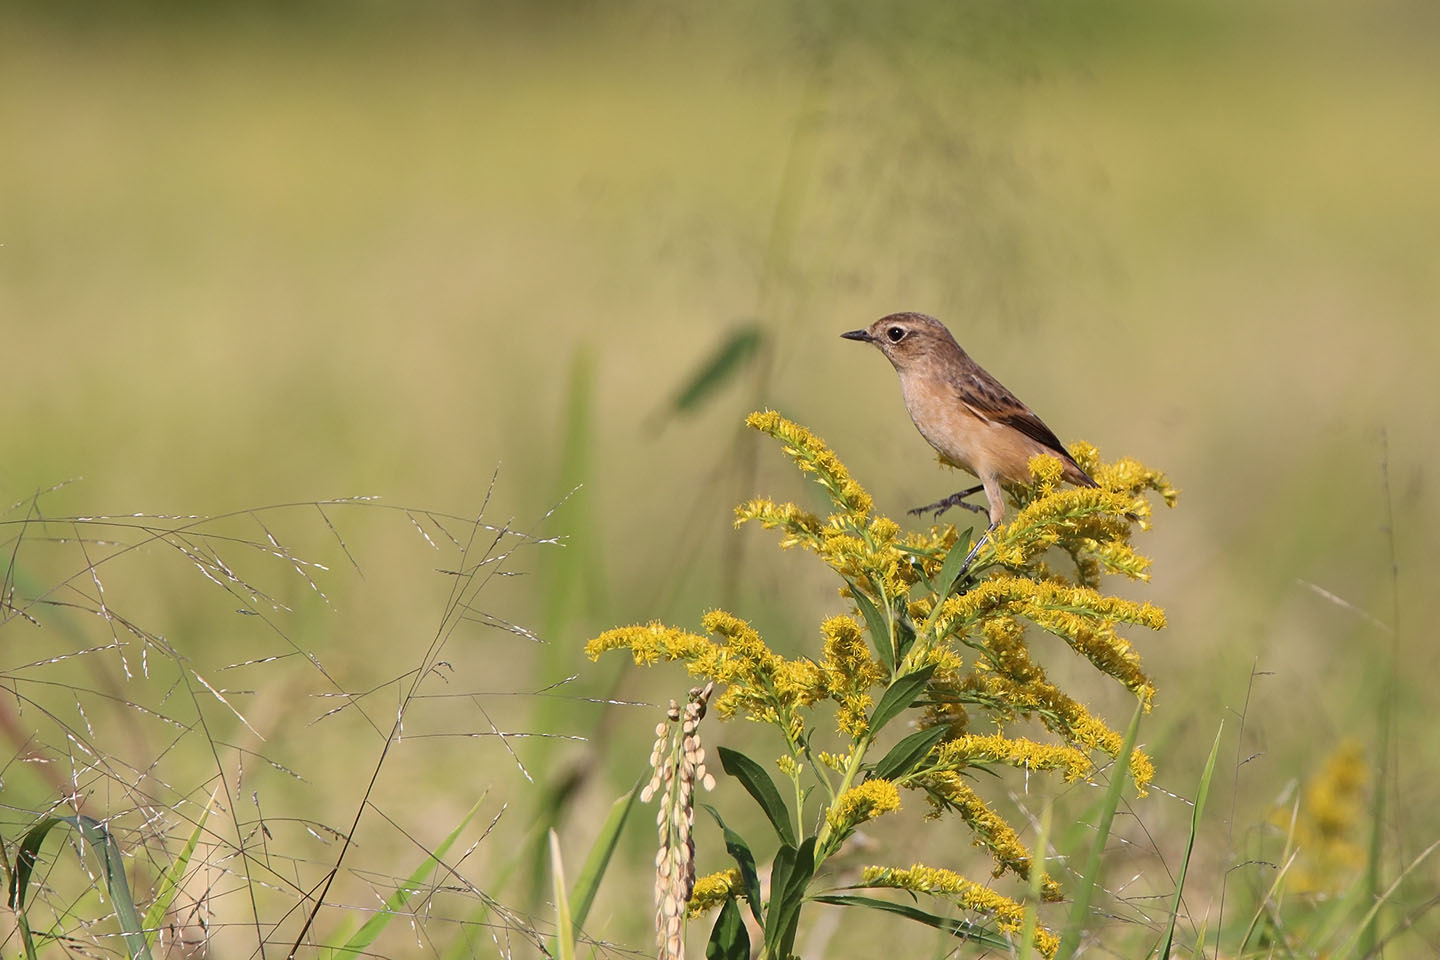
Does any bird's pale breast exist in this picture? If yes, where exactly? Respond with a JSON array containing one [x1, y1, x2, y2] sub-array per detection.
[[899, 369, 1053, 485]]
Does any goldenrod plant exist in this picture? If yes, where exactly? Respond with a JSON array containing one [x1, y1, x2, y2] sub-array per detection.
[[587, 411, 1176, 959]]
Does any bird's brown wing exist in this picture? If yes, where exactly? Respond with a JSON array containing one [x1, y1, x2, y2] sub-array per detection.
[[952, 365, 1098, 485]]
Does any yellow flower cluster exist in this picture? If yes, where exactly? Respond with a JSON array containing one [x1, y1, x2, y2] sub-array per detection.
[[915, 773, 1058, 898], [744, 410, 872, 517], [686, 868, 744, 914], [933, 733, 1092, 783], [1283, 739, 1368, 894], [584, 611, 826, 733], [960, 668, 1154, 793], [934, 577, 1161, 707], [820, 615, 886, 696], [826, 779, 902, 835], [860, 863, 1059, 957]]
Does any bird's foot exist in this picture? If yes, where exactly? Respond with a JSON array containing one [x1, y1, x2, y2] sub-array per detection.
[[908, 487, 988, 520]]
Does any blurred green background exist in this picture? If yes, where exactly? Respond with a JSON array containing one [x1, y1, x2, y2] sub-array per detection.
[[2, 0, 1437, 955]]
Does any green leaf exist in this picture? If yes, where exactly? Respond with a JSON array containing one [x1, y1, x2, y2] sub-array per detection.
[[8, 817, 65, 913], [1156, 721, 1222, 959], [322, 797, 484, 959], [716, 747, 797, 847], [568, 778, 644, 933], [143, 791, 217, 948], [764, 837, 816, 960], [549, 831, 575, 960], [868, 664, 936, 735], [705, 897, 751, 960], [920, 526, 974, 636], [894, 617, 917, 662], [870, 726, 947, 782], [669, 325, 764, 416], [846, 579, 894, 673], [810, 894, 1011, 950], [1056, 697, 1144, 960], [936, 527, 975, 594], [703, 805, 764, 926], [67, 815, 151, 960]]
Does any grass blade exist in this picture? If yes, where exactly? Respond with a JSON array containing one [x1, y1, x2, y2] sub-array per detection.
[[667, 325, 764, 417], [321, 797, 484, 959], [143, 789, 217, 948], [568, 777, 643, 933], [1018, 799, 1053, 960], [1157, 720, 1222, 958], [1055, 696, 1144, 960], [549, 830, 575, 960]]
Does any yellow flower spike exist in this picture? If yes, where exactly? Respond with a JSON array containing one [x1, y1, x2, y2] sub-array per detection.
[[820, 615, 885, 696], [745, 410, 873, 518], [934, 733, 1093, 782], [917, 774, 1041, 884], [686, 868, 744, 914], [836, 693, 873, 738], [860, 863, 1058, 957], [827, 779, 902, 834], [584, 622, 714, 666], [734, 497, 823, 548]]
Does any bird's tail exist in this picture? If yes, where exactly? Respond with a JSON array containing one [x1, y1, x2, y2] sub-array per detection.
[[1063, 458, 1099, 488]]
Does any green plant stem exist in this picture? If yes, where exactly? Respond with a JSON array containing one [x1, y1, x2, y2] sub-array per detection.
[[815, 732, 874, 860]]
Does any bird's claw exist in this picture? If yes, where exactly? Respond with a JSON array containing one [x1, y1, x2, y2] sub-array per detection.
[[908, 492, 987, 520]]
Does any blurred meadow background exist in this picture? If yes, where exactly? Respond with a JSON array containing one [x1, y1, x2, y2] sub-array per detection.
[[2, 0, 1437, 956]]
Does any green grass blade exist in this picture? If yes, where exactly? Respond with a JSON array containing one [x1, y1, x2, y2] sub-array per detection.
[[567, 778, 644, 933], [1055, 697, 1144, 960], [8, 818, 65, 913], [68, 816, 152, 960], [1237, 848, 1299, 953], [321, 797, 484, 959], [1157, 720, 1223, 958], [143, 790, 216, 948], [8, 816, 152, 960], [1331, 838, 1439, 958], [1018, 799, 1053, 960], [549, 830, 575, 960], [667, 325, 764, 417]]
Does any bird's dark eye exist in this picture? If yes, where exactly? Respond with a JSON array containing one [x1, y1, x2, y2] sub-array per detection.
[[886, 326, 906, 343]]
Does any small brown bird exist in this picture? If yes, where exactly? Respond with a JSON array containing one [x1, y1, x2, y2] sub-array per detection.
[[842, 312, 1097, 532]]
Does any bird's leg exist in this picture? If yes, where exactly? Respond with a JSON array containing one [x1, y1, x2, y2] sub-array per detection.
[[908, 484, 987, 519], [952, 520, 999, 586]]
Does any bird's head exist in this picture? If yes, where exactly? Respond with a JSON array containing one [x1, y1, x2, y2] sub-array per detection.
[[841, 312, 961, 372]]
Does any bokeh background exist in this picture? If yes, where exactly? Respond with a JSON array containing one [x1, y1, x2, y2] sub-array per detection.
[[3, 0, 1437, 956]]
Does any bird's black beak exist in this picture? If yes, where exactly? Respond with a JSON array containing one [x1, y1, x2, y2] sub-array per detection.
[[841, 329, 873, 342]]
